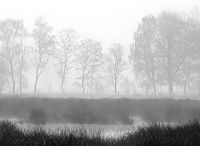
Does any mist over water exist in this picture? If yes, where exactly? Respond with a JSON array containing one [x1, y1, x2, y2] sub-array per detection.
[[1, 0, 200, 142]]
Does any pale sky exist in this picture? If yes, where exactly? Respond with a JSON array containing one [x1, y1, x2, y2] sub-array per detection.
[[0, 0, 199, 51], [0, 0, 199, 94]]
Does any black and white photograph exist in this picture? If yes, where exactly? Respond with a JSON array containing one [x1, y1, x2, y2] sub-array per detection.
[[0, 0, 200, 145]]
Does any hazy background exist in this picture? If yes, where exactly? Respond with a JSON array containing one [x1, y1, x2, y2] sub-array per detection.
[[1, 0, 200, 135], [0, 0, 200, 96]]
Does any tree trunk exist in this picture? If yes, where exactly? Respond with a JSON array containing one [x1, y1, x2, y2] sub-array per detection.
[[183, 72, 190, 96], [19, 71, 23, 95], [89, 74, 94, 98], [61, 64, 67, 95], [168, 79, 173, 97], [145, 82, 149, 95], [34, 65, 40, 95], [81, 69, 86, 94], [152, 72, 156, 96], [61, 77, 65, 95], [167, 39, 173, 97], [114, 82, 117, 96], [183, 76, 188, 96], [33, 76, 38, 95], [183, 83, 187, 96], [152, 82, 156, 96], [167, 65, 174, 96], [12, 78, 15, 95], [10, 62, 15, 94], [82, 78, 85, 94]]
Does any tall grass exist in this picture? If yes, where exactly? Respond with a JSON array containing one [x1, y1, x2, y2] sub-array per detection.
[[0, 120, 200, 146]]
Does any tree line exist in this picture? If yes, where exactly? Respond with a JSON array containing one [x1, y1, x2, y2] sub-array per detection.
[[1, 10, 200, 96], [0, 17, 126, 96], [130, 10, 200, 96]]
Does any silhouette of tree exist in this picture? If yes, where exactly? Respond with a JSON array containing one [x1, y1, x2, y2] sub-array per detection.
[[32, 17, 55, 95], [54, 29, 78, 94], [104, 43, 126, 95], [0, 58, 8, 92], [76, 39, 103, 95], [0, 19, 26, 94]]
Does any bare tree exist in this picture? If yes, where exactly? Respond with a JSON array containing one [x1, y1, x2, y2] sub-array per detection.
[[104, 43, 126, 95], [0, 58, 8, 92], [32, 17, 54, 95], [0, 19, 25, 94], [16, 24, 29, 94], [87, 42, 103, 97], [54, 29, 77, 94], [76, 39, 103, 95]]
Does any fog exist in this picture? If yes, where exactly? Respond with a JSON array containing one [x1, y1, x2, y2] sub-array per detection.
[[0, 0, 200, 97], [1, 1, 200, 143]]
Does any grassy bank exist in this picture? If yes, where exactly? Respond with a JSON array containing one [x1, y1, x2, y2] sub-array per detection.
[[0, 120, 200, 146]]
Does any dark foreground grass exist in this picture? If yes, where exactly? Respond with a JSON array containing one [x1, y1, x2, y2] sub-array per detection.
[[0, 120, 200, 146]]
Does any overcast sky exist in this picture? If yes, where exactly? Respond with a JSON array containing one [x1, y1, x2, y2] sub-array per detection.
[[0, 0, 199, 94], [0, 0, 199, 52]]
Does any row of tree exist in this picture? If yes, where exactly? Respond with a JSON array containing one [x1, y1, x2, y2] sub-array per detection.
[[1, 10, 200, 96], [129, 10, 200, 96], [0, 17, 126, 95]]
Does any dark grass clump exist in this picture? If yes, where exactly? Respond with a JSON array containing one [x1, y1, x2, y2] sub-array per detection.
[[1, 120, 200, 146], [122, 120, 200, 146], [0, 121, 25, 146], [0, 121, 115, 146]]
